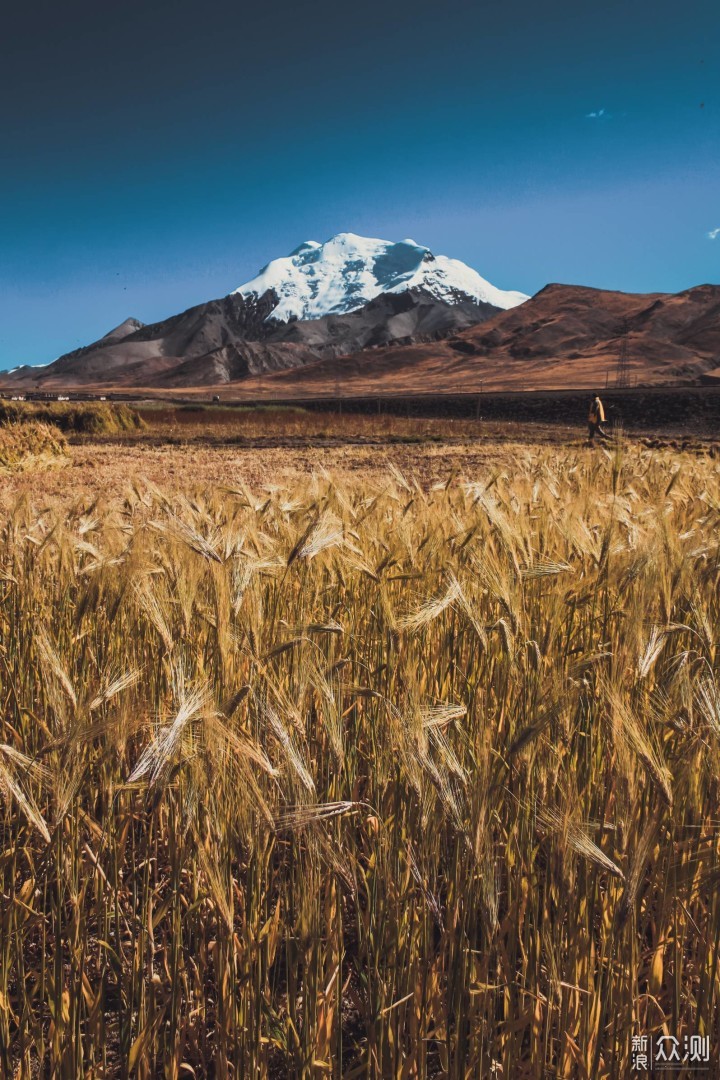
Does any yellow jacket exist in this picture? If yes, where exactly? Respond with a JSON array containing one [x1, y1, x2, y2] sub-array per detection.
[[589, 398, 605, 423]]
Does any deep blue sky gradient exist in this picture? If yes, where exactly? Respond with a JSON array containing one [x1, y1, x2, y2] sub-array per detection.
[[1, 0, 718, 367]]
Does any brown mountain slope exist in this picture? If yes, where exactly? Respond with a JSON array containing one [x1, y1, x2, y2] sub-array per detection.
[[232, 283, 720, 397], [2, 290, 499, 389], [4, 283, 718, 396], [3, 293, 317, 387]]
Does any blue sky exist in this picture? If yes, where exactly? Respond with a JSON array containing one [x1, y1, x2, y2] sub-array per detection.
[[0, 0, 717, 368]]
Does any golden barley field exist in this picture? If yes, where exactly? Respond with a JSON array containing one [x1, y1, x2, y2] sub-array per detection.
[[0, 433, 719, 1078]]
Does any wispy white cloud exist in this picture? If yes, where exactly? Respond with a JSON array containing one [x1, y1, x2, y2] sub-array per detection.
[[586, 108, 610, 119], [708, 227, 720, 240]]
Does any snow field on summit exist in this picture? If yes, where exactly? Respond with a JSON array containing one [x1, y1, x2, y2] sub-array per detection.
[[233, 232, 528, 322]]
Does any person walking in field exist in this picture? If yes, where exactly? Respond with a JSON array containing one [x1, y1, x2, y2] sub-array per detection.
[[587, 393, 610, 443]]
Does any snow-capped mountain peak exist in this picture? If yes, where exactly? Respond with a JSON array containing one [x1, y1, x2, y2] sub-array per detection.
[[232, 233, 528, 322]]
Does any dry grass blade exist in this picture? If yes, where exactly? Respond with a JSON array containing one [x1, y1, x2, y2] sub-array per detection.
[[605, 683, 674, 807], [129, 685, 212, 786], [396, 577, 462, 631], [420, 704, 467, 729], [637, 626, 667, 679], [262, 700, 316, 794], [35, 630, 77, 709], [536, 805, 624, 880], [521, 557, 574, 578], [88, 668, 141, 711], [274, 801, 363, 830], [0, 746, 51, 842], [695, 676, 720, 737], [298, 512, 345, 559]]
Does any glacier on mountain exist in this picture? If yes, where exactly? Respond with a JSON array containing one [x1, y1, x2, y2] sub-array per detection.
[[232, 232, 528, 322]]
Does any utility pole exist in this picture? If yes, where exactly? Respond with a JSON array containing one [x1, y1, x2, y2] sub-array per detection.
[[615, 319, 630, 388], [475, 382, 484, 420]]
